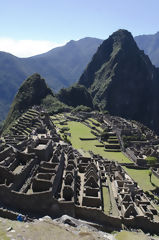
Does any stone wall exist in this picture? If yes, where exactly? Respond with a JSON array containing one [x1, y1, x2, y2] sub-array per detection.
[[122, 216, 159, 234], [75, 206, 121, 231], [0, 184, 53, 214], [28, 139, 53, 161], [13, 157, 38, 191]]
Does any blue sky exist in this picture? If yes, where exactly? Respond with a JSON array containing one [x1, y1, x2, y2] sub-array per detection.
[[0, 0, 159, 57]]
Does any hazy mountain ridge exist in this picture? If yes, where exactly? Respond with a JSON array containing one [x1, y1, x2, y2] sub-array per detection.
[[1, 31, 159, 124], [0, 37, 103, 121], [135, 32, 159, 67]]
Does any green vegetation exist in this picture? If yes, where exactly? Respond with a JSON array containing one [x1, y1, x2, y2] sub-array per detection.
[[122, 135, 146, 142], [145, 156, 158, 165], [60, 127, 70, 133], [123, 135, 146, 148], [57, 84, 93, 108], [71, 105, 92, 113], [0, 38, 102, 123], [78, 29, 159, 134], [2, 74, 72, 134], [123, 167, 159, 192], [87, 118, 102, 132], [56, 120, 131, 163], [41, 94, 71, 115], [62, 134, 72, 144], [115, 230, 151, 240], [2, 74, 53, 133]]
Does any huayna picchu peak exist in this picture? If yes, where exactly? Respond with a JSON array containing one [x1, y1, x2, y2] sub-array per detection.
[[79, 29, 159, 134]]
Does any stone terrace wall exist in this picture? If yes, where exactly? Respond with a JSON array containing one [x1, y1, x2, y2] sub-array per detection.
[[75, 206, 159, 234], [0, 184, 53, 214], [0, 184, 76, 217], [75, 206, 121, 231], [0, 166, 14, 185], [122, 216, 159, 235]]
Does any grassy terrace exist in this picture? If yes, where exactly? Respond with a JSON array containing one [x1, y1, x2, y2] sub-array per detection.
[[53, 119, 131, 163], [87, 118, 103, 131], [123, 167, 159, 192]]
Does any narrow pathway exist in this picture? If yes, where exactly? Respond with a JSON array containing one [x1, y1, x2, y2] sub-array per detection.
[[78, 173, 84, 206]]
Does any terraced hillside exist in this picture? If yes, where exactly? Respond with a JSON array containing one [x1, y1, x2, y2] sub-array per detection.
[[0, 107, 159, 236], [52, 111, 159, 204], [51, 113, 131, 164]]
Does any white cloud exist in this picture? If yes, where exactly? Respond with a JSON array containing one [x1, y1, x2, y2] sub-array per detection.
[[0, 38, 67, 58]]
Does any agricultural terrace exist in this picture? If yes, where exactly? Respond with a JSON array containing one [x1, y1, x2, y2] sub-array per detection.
[[52, 115, 131, 164], [123, 167, 159, 192]]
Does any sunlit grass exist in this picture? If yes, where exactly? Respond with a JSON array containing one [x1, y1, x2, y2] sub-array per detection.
[[123, 167, 159, 192], [66, 121, 131, 163]]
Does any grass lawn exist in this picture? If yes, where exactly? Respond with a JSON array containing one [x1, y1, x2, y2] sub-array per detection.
[[66, 121, 132, 163], [87, 118, 102, 131], [123, 167, 159, 192], [102, 186, 111, 215]]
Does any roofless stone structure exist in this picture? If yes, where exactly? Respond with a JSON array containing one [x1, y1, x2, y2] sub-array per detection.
[[0, 107, 159, 234]]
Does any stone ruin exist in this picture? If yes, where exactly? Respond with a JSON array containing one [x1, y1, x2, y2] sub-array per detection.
[[0, 108, 159, 233], [101, 114, 159, 166]]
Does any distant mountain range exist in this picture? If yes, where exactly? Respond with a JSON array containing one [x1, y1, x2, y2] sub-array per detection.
[[1, 31, 159, 123], [135, 32, 159, 67], [0, 37, 102, 121], [3, 29, 159, 134]]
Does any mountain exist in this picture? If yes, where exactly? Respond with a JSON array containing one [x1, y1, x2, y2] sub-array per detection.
[[135, 32, 159, 67], [30, 37, 103, 90], [79, 29, 159, 133], [57, 85, 93, 108], [0, 37, 103, 122], [2, 73, 69, 133], [2, 73, 52, 131]]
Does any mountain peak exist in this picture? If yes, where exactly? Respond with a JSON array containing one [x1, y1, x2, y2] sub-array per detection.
[[78, 29, 159, 133], [79, 29, 138, 89], [3, 73, 53, 131], [110, 29, 137, 50]]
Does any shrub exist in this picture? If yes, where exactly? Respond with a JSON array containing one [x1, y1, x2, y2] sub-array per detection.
[[60, 127, 70, 133], [146, 156, 157, 165], [71, 105, 92, 113]]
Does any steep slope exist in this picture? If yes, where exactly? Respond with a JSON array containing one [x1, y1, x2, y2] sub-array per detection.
[[57, 85, 93, 108], [30, 37, 103, 90], [2, 73, 53, 131], [0, 37, 102, 121], [135, 32, 159, 67], [0, 52, 28, 122], [79, 29, 159, 133]]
